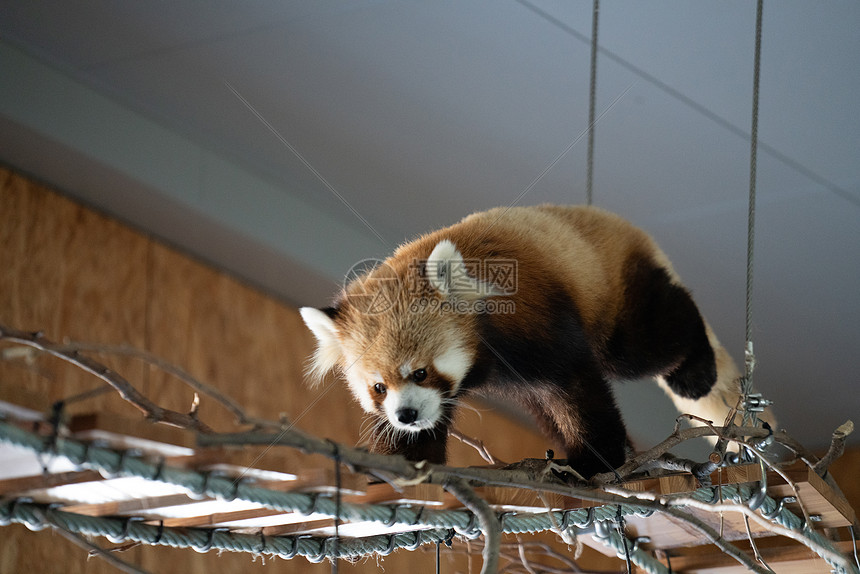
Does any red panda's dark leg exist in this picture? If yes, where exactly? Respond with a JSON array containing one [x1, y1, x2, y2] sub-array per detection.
[[606, 257, 717, 399], [509, 381, 629, 478], [366, 415, 448, 464], [558, 381, 629, 478]]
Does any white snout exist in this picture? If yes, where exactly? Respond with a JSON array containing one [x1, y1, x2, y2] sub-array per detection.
[[384, 384, 442, 431]]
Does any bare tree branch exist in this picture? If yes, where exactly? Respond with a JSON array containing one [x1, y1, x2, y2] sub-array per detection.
[[0, 325, 214, 433], [51, 523, 150, 574], [449, 427, 506, 465], [595, 415, 820, 483], [516, 537, 539, 574], [444, 476, 500, 574], [49, 341, 285, 431], [438, 541, 594, 574], [814, 420, 854, 476]]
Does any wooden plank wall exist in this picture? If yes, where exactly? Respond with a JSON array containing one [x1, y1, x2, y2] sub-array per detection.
[[0, 167, 622, 573]]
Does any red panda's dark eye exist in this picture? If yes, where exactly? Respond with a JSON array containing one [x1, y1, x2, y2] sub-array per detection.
[[411, 369, 427, 383], [373, 383, 386, 395]]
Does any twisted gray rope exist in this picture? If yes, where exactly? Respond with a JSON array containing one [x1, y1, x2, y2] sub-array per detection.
[[0, 419, 659, 566], [0, 499, 452, 561], [0, 499, 672, 571], [594, 526, 667, 574]]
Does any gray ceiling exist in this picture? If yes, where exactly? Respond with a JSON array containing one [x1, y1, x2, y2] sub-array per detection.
[[1, 1, 858, 453]]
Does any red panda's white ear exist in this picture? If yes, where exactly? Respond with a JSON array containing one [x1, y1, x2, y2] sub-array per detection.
[[426, 239, 502, 299], [299, 307, 343, 385], [300, 307, 338, 341]]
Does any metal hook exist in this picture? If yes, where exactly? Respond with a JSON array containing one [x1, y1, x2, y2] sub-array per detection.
[[382, 504, 400, 527], [379, 533, 398, 556], [71, 440, 92, 467], [150, 457, 166, 482], [258, 530, 267, 554], [193, 527, 228, 553], [44, 401, 65, 454], [411, 505, 426, 526], [708, 486, 721, 504], [497, 511, 516, 531], [152, 520, 165, 545], [108, 516, 143, 544], [194, 470, 214, 498], [111, 448, 130, 477], [301, 492, 321, 516], [282, 536, 299, 559], [630, 536, 651, 553], [574, 507, 595, 528], [404, 530, 423, 551], [760, 496, 793, 520], [559, 509, 576, 531], [307, 536, 332, 563], [224, 476, 242, 502], [455, 511, 480, 538]]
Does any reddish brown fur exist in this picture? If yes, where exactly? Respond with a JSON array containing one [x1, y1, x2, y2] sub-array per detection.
[[303, 205, 751, 476]]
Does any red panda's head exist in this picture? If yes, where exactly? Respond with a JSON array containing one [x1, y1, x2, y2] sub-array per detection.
[[300, 239, 503, 434]]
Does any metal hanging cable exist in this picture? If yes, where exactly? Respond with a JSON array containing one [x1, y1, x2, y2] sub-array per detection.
[[742, 0, 765, 424], [586, 0, 600, 206]]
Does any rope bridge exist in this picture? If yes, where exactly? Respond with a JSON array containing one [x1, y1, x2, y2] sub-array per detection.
[[0, 405, 857, 574]]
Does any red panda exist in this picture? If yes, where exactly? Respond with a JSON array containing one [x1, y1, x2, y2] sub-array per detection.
[[301, 205, 754, 477]]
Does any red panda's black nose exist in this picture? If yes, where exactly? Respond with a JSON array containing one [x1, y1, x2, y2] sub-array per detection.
[[397, 408, 419, 425]]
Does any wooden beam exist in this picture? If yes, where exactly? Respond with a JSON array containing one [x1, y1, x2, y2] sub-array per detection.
[[661, 537, 859, 574], [62, 493, 198, 517], [160, 507, 284, 528], [358, 482, 445, 506], [0, 470, 102, 496]]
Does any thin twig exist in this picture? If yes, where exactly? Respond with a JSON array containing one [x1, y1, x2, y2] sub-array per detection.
[[814, 420, 854, 476], [517, 537, 539, 574], [50, 341, 285, 431], [537, 488, 577, 547], [440, 541, 593, 574], [744, 513, 776, 573], [52, 525, 150, 574], [449, 427, 505, 465], [0, 325, 214, 433], [597, 416, 819, 482]]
